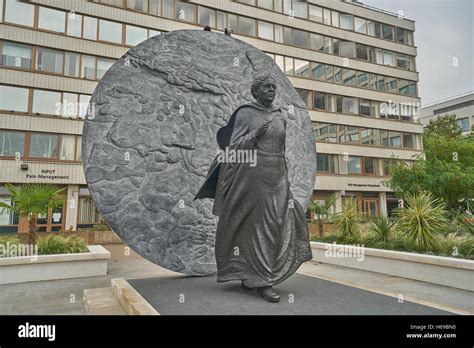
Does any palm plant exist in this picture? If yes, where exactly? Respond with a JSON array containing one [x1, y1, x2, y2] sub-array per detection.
[[394, 192, 447, 252], [308, 196, 336, 237], [366, 215, 396, 248], [331, 197, 365, 239], [0, 184, 65, 245]]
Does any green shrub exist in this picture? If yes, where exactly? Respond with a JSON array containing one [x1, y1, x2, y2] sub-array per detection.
[[366, 216, 396, 248], [37, 234, 88, 255], [331, 197, 365, 238]]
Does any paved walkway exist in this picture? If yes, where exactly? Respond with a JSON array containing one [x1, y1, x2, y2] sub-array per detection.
[[0, 244, 472, 315]]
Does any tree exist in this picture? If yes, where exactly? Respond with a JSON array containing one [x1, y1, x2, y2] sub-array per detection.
[[308, 196, 336, 237], [0, 184, 65, 245], [331, 197, 365, 239], [386, 115, 474, 212]]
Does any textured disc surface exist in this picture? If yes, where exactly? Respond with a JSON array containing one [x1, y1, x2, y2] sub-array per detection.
[[82, 30, 316, 275]]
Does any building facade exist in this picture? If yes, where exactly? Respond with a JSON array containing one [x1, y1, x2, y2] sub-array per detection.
[[420, 91, 474, 136], [0, 0, 422, 233]]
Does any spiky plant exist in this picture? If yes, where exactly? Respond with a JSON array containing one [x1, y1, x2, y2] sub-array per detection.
[[366, 215, 396, 248], [308, 196, 336, 237], [331, 197, 365, 239], [395, 192, 447, 252], [0, 184, 65, 245]]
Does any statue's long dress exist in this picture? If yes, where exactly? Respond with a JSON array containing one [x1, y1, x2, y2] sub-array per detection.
[[212, 103, 312, 288]]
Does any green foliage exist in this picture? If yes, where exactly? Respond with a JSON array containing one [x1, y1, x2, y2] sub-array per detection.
[[331, 197, 365, 238], [308, 196, 336, 237], [394, 192, 448, 252], [37, 234, 88, 255], [424, 114, 462, 139], [366, 215, 396, 248]]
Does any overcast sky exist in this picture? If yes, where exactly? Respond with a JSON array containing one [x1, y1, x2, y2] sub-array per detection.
[[362, 0, 474, 105]]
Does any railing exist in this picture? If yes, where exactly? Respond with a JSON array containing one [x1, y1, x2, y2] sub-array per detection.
[[346, 0, 415, 21]]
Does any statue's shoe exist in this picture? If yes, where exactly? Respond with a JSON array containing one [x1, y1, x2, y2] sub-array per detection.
[[257, 286, 280, 302], [241, 281, 254, 290]]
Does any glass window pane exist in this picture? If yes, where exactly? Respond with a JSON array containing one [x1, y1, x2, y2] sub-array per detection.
[[258, 21, 273, 40], [38, 6, 66, 33], [67, 13, 82, 37], [364, 158, 375, 174], [357, 72, 368, 88], [0, 130, 25, 157], [127, 0, 148, 12], [313, 92, 326, 110], [390, 132, 401, 148], [325, 65, 334, 83], [311, 63, 325, 81], [360, 128, 375, 145], [296, 88, 311, 108], [345, 127, 360, 143], [339, 41, 355, 58], [324, 37, 332, 53], [126, 25, 148, 46], [79, 94, 91, 119], [274, 0, 282, 13], [29, 133, 59, 158], [176, 1, 196, 23], [284, 57, 293, 75], [334, 67, 342, 83], [340, 14, 353, 30], [64, 53, 79, 77], [377, 76, 385, 92], [283, 27, 292, 45], [403, 133, 414, 148], [354, 17, 366, 34], [36, 48, 64, 74], [348, 157, 362, 174], [163, 0, 174, 18], [149, 0, 162, 16], [0, 85, 29, 112], [216, 11, 225, 30], [396, 55, 409, 69], [382, 24, 394, 40], [367, 21, 375, 36], [323, 9, 331, 25], [228, 14, 238, 33], [258, 0, 273, 10], [275, 55, 284, 72], [293, 0, 307, 18], [341, 96, 358, 114], [360, 99, 373, 117], [356, 44, 368, 60], [32, 90, 61, 115], [293, 29, 308, 48], [81, 55, 96, 80], [76, 137, 82, 161], [274, 25, 283, 43], [148, 29, 162, 38], [62, 93, 78, 118], [310, 33, 324, 51], [342, 69, 356, 86], [294, 59, 309, 78], [4, 0, 34, 27], [99, 19, 122, 44], [385, 77, 397, 93], [199, 7, 215, 27], [2, 42, 31, 69], [331, 11, 339, 27], [60, 135, 76, 160], [396, 27, 406, 44], [369, 74, 377, 90], [383, 51, 395, 66], [239, 16, 256, 36], [0, 0, 3, 24], [83, 17, 98, 40], [309, 5, 322, 22], [97, 58, 115, 80]]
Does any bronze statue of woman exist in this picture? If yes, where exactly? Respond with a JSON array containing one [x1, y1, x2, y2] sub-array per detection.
[[195, 75, 312, 302]]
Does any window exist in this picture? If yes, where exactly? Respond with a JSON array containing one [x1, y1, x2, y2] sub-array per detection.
[[389, 132, 401, 148], [163, 0, 174, 19], [377, 76, 385, 92], [296, 88, 311, 108], [311, 63, 325, 81], [59, 135, 76, 160], [293, 30, 308, 48], [79, 95, 91, 119], [397, 55, 409, 69], [339, 41, 355, 58], [403, 133, 414, 148], [293, 59, 309, 78], [67, 13, 82, 37], [83, 17, 98, 40], [457, 117, 470, 132], [4, 0, 34, 27], [62, 93, 78, 118], [148, 0, 162, 16], [36, 48, 64, 74], [309, 5, 322, 22], [77, 189, 102, 225], [64, 53, 79, 77], [313, 92, 326, 111], [0, 0, 3, 24], [2, 42, 31, 69], [99, 19, 122, 44], [32, 90, 61, 115], [340, 14, 353, 30], [348, 157, 362, 174], [275, 55, 284, 72], [354, 17, 366, 34], [385, 78, 397, 93], [356, 44, 368, 60], [323, 9, 331, 25], [329, 10, 339, 27], [345, 126, 360, 143], [374, 22, 382, 38], [325, 65, 334, 83], [176, 1, 197, 22], [284, 57, 293, 75], [293, 0, 308, 18], [238, 16, 256, 36], [342, 69, 356, 86], [360, 99, 374, 117], [274, 25, 283, 43], [334, 67, 342, 84], [199, 7, 216, 27], [383, 51, 395, 66], [258, 21, 273, 40], [76, 137, 82, 161], [337, 96, 358, 115], [363, 158, 375, 175], [367, 21, 376, 36], [317, 154, 338, 173], [273, 0, 282, 13], [97, 58, 114, 80], [382, 24, 394, 40], [360, 128, 375, 145], [29, 133, 59, 159], [126, 25, 148, 46], [357, 72, 368, 88], [127, 0, 148, 12], [0, 130, 25, 157], [258, 0, 273, 10], [369, 74, 377, 90], [396, 27, 406, 44], [102, 0, 125, 6], [324, 37, 333, 53], [310, 33, 324, 51], [0, 195, 19, 229], [81, 55, 96, 80], [0, 85, 29, 112], [38, 6, 66, 33]]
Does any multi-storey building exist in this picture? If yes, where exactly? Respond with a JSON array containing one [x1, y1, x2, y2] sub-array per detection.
[[0, 0, 422, 233], [420, 91, 474, 136]]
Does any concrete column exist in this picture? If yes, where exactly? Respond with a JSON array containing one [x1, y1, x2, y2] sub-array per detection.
[[65, 185, 79, 231], [334, 191, 343, 213], [380, 192, 388, 216]]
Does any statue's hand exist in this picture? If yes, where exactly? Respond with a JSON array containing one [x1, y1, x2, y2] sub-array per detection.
[[255, 120, 271, 137]]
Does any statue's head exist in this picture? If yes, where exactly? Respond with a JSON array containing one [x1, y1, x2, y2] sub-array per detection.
[[251, 75, 277, 107]]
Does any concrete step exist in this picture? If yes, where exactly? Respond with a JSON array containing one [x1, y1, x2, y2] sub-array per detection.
[[83, 287, 126, 315]]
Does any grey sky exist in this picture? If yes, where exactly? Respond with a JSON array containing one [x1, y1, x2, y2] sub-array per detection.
[[362, 0, 474, 105]]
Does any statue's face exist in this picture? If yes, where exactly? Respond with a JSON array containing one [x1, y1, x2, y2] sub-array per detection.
[[255, 78, 277, 106]]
